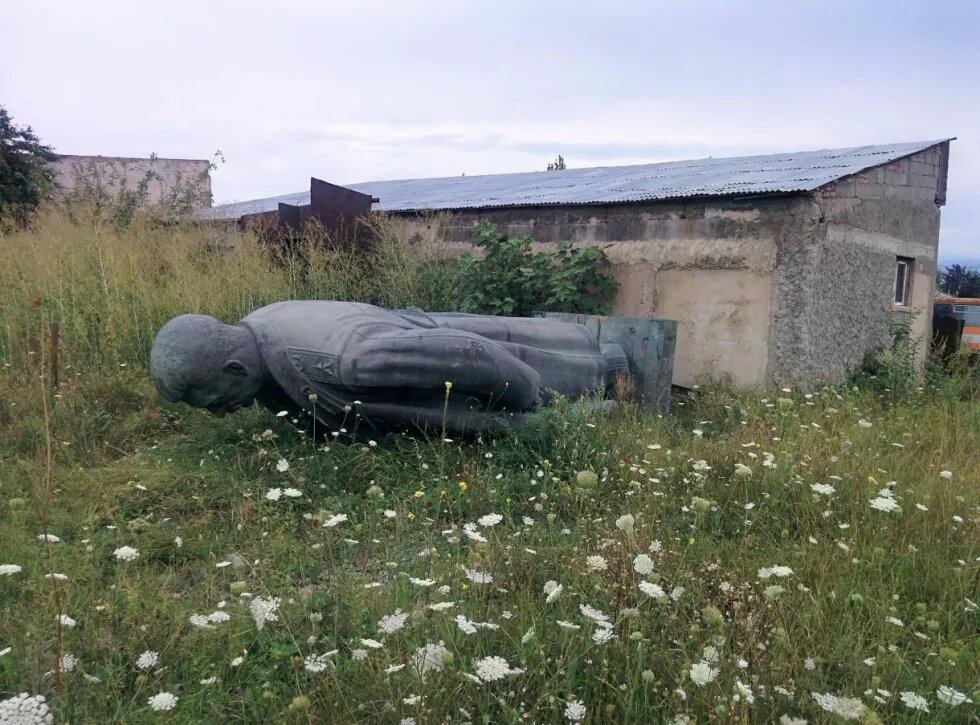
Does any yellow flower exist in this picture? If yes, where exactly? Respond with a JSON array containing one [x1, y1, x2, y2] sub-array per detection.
[[414, 490, 424, 499], [439, 488, 448, 497], [407, 512, 416, 521], [444, 381, 453, 392], [688, 537, 696, 545], [458, 481, 468, 491]]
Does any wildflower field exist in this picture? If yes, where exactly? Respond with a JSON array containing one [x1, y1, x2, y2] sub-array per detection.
[[0, 214, 978, 723]]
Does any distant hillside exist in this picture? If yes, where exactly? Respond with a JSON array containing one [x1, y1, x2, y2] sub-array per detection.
[[938, 256, 980, 270]]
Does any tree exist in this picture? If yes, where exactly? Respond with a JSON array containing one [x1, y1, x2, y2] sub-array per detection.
[[0, 106, 57, 228], [940, 264, 980, 298], [546, 154, 566, 171]]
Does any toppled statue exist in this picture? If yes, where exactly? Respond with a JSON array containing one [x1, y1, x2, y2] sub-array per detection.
[[150, 300, 630, 438]]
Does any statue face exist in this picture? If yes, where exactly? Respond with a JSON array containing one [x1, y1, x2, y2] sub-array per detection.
[[183, 363, 263, 417]]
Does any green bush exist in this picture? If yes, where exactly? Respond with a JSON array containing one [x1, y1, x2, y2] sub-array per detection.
[[457, 220, 619, 316]]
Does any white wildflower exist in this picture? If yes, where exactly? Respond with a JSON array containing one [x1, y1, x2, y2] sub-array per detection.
[[249, 596, 280, 630], [734, 463, 753, 477], [147, 692, 178, 712], [135, 651, 159, 670], [579, 603, 611, 628], [614, 514, 635, 535], [632, 554, 655, 575], [323, 513, 348, 528], [639, 581, 667, 600], [935, 685, 969, 706], [59, 653, 77, 672], [564, 699, 587, 722], [543, 580, 563, 603], [265, 488, 282, 501], [477, 513, 503, 527], [592, 628, 616, 645], [689, 662, 718, 686], [899, 691, 929, 712], [304, 653, 334, 673], [412, 641, 449, 677], [585, 555, 608, 571], [0, 693, 53, 724], [113, 546, 140, 562], [939, 470, 953, 480], [36, 534, 60, 543], [757, 565, 794, 580], [0, 564, 23, 576], [276, 458, 289, 472], [463, 568, 493, 584], [811, 692, 866, 720], [810, 483, 835, 496], [377, 609, 409, 635], [473, 655, 524, 682], [283, 487, 303, 498]]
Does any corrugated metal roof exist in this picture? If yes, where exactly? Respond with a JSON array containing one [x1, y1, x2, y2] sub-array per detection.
[[200, 139, 949, 220]]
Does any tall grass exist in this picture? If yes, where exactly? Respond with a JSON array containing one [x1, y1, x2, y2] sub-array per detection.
[[0, 209, 459, 378]]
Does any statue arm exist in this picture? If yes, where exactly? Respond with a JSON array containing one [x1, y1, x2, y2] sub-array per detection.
[[339, 328, 541, 409]]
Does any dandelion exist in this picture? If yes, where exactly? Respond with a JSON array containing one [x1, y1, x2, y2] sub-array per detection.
[[633, 554, 655, 575], [135, 651, 159, 670], [147, 692, 178, 712], [323, 513, 348, 528], [0, 564, 22, 576], [585, 555, 608, 571], [477, 513, 503, 527], [615, 514, 635, 535], [412, 641, 449, 677], [304, 653, 334, 673], [689, 662, 718, 686], [249, 596, 280, 630], [564, 699, 587, 722], [276, 458, 289, 472], [935, 686, 970, 706], [473, 655, 524, 682], [811, 692, 866, 720], [113, 546, 139, 561], [543, 580, 563, 603], [0, 693, 53, 724], [639, 581, 667, 600], [378, 609, 409, 635]]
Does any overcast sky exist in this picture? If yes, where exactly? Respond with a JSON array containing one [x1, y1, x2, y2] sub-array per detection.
[[4, 0, 977, 258]]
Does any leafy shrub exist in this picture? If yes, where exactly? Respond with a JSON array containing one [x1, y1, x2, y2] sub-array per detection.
[[849, 310, 922, 398], [457, 220, 619, 316]]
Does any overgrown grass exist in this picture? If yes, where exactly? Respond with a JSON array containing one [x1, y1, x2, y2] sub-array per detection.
[[0, 213, 977, 723]]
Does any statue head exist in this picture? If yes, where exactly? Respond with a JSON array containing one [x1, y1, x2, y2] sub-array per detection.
[[150, 314, 266, 416]]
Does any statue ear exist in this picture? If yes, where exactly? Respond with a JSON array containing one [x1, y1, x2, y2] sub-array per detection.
[[222, 360, 249, 377]]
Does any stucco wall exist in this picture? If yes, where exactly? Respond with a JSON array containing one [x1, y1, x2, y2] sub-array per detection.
[[53, 155, 212, 208], [768, 145, 944, 384], [389, 199, 805, 388]]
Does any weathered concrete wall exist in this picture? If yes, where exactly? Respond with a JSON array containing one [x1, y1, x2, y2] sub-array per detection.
[[389, 198, 808, 388], [52, 155, 212, 208], [768, 144, 945, 384]]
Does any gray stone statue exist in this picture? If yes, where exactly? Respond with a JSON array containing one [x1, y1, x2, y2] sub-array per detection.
[[149, 301, 629, 438]]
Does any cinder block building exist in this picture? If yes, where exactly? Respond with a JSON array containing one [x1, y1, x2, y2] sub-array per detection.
[[202, 140, 952, 388], [54, 154, 212, 208]]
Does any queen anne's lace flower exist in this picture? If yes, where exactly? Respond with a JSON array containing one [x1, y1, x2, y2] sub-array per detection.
[[0, 692, 53, 724], [147, 692, 178, 712], [564, 699, 587, 722], [304, 653, 334, 673], [249, 596, 280, 630], [689, 662, 718, 686], [113, 546, 140, 562], [412, 641, 449, 677], [936, 686, 970, 706], [473, 655, 524, 682], [639, 581, 667, 599], [135, 651, 159, 670], [632, 554, 655, 575], [811, 692, 866, 720], [377, 609, 409, 635], [0, 564, 23, 576], [477, 513, 503, 527], [899, 691, 930, 713]]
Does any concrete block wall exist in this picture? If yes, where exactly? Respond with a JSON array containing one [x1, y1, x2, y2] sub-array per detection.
[[769, 144, 946, 385], [53, 155, 213, 208]]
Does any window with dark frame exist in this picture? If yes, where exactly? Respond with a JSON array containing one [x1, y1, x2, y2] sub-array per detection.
[[894, 257, 913, 306]]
